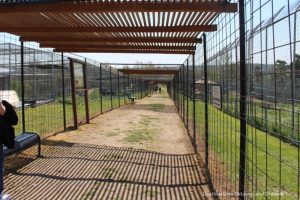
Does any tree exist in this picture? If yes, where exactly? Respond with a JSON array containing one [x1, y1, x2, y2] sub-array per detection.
[[254, 65, 261, 83], [294, 54, 300, 79], [275, 60, 288, 82]]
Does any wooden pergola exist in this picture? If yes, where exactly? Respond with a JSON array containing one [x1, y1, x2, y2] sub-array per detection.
[[0, 0, 237, 54]]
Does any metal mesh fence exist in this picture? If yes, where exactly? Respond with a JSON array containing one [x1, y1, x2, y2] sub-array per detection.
[[0, 33, 148, 137], [172, 0, 300, 199]]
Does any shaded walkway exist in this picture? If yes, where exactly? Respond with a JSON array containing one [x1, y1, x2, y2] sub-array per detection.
[[4, 91, 213, 199], [5, 141, 211, 200]]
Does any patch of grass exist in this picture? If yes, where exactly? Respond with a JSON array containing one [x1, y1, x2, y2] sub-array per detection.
[[124, 115, 158, 143], [124, 129, 154, 143], [149, 103, 165, 111], [14, 94, 122, 136]]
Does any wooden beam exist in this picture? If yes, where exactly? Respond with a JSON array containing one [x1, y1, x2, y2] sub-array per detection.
[[22, 36, 202, 44], [119, 69, 179, 75], [54, 48, 194, 54], [40, 44, 196, 51], [4, 25, 217, 33], [0, 2, 238, 13]]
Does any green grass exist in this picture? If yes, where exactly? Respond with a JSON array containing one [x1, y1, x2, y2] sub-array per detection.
[[14, 91, 133, 136], [191, 99, 299, 197], [124, 115, 158, 143], [222, 99, 300, 142], [124, 129, 154, 143]]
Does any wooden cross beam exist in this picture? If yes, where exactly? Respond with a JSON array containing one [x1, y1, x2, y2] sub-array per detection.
[[0, 2, 238, 13], [3, 25, 217, 33]]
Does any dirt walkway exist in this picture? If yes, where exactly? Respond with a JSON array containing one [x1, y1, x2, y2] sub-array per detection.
[[52, 88, 194, 154], [4, 89, 213, 200]]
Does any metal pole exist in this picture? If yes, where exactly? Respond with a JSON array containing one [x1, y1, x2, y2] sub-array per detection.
[[8, 44, 11, 90], [186, 59, 189, 129], [70, 60, 78, 129], [20, 40, 25, 132], [179, 68, 182, 115], [192, 54, 196, 146], [61, 53, 66, 130], [118, 70, 120, 107], [176, 72, 179, 111], [238, 0, 247, 198], [123, 74, 126, 104], [110, 66, 113, 110], [183, 64, 185, 122], [84, 59, 90, 124], [203, 33, 209, 168], [100, 63, 103, 114], [139, 78, 141, 99], [135, 76, 137, 98], [127, 74, 130, 104]]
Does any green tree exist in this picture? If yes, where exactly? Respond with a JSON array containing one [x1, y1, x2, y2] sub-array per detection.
[[275, 60, 288, 82], [294, 54, 300, 79]]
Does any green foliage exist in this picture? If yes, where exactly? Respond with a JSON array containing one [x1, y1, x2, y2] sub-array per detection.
[[275, 59, 288, 82]]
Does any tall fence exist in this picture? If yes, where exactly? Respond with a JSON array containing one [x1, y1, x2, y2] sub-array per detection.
[[0, 33, 148, 137], [173, 0, 300, 199]]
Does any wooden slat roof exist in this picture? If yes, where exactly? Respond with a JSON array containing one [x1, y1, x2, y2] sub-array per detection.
[[0, 0, 237, 54]]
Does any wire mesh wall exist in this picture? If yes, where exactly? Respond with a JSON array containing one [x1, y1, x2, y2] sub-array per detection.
[[0, 33, 148, 137], [173, 0, 300, 199]]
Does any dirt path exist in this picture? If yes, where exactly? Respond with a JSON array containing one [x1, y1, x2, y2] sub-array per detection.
[[4, 88, 213, 200], [51, 88, 194, 154]]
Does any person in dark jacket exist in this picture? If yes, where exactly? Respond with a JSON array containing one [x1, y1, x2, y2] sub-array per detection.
[[0, 100, 11, 200]]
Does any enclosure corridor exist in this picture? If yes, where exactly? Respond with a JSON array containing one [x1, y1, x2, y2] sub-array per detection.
[[3, 89, 212, 200]]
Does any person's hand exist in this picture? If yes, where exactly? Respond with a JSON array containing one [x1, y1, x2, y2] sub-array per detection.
[[0, 100, 6, 116]]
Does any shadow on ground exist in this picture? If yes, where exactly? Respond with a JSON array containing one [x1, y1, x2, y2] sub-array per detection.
[[120, 103, 175, 113], [4, 139, 213, 200]]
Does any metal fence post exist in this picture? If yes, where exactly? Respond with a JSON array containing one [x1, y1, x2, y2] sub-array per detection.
[[238, 0, 247, 199], [118, 70, 120, 107], [181, 66, 184, 119], [20, 39, 25, 132], [176, 72, 179, 111], [139, 78, 141, 99], [123, 74, 126, 104], [61, 52, 66, 130], [186, 59, 189, 129], [70, 60, 78, 129], [192, 53, 196, 146], [84, 59, 90, 124], [180, 67, 183, 116], [127, 74, 130, 104], [110, 66, 113, 110], [203, 33, 209, 168], [100, 63, 103, 114]]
